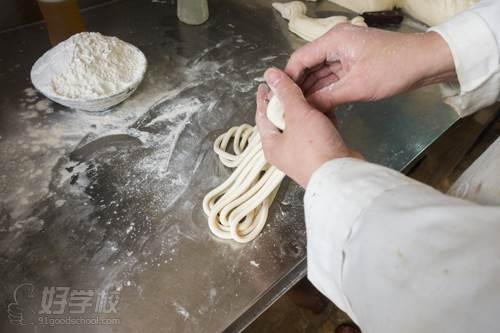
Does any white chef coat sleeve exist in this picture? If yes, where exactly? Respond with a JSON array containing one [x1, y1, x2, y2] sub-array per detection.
[[304, 157, 500, 332], [428, 0, 500, 117]]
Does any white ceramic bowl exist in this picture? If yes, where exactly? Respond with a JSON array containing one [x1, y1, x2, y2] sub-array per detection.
[[31, 41, 147, 112]]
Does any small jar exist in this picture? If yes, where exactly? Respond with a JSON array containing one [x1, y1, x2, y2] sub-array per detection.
[[37, 0, 85, 45]]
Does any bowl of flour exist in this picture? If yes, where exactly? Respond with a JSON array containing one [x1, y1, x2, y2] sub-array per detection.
[[31, 32, 147, 112]]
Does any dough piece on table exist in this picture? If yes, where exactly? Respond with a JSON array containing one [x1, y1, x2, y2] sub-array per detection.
[[273, 1, 308, 20], [328, 0, 395, 14], [273, 1, 367, 42], [203, 96, 286, 243], [399, 0, 478, 26]]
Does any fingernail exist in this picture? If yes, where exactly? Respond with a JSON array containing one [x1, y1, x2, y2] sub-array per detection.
[[265, 68, 281, 87]]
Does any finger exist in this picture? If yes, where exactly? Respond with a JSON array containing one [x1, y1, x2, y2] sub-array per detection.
[[306, 78, 358, 111], [264, 68, 309, 122], [284, 32, 335, 83], [296, 63, 325, 86], [301, 66, 332, 93], [305, 72, 340, 96], [329, 60, 343, 72], [256, 83, 270, 114], [256, 84, 283, 165], [255, 84, 281, 137]]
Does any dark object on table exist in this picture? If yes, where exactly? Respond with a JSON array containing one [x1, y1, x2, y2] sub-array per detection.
[[362, 9, 404, 27], [335, 322, 362, 333]]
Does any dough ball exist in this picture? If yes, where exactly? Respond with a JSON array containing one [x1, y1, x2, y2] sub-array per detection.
[[267, 95, 285, 130]]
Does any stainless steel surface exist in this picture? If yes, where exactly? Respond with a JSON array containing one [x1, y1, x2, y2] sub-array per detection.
[[0, 0, 458, 332]]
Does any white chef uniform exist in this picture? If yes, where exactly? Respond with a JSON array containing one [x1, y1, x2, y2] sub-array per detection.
[[304, 1, 500, 332]]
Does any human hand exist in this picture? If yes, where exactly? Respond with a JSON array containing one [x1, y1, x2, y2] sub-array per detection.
[[255, 68, 363, 188], [285, 24, 457, 112]]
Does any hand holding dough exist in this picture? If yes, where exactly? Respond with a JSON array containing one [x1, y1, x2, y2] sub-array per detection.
[[272, 1, 367, 42], [203, 96, 286, 243]]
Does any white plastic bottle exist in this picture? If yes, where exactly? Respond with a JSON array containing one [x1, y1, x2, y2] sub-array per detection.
[[177, 0, 209, 25]]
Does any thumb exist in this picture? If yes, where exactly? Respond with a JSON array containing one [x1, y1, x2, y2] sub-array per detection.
[[255, 84, 280, 137], [255, 84, 283, 166], [264, 68, 309, 120]]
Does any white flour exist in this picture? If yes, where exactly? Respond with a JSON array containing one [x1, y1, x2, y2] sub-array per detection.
[[31, 32, 146, 100]]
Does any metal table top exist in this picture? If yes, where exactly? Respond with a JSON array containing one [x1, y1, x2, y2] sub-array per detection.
[[0, 0, 458, 332]]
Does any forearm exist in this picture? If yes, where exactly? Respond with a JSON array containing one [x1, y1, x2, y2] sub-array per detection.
[[305, 158, 500, 330]]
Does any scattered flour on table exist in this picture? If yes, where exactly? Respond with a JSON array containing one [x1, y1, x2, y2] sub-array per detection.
[[173, 302, 190, 321], [249, 260, 259, 267], [1, 35, 261, 298], [31, 32, 146, 100], [4, 59, 222, 224], [135, 96, 217, 179]]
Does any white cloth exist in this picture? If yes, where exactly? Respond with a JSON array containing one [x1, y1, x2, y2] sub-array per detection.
[[304, 1, 500, 332], [448, 136, 500, 205], [429, 0, 500, 116]]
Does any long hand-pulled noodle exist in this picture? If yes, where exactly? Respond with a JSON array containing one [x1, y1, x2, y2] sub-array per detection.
[[203, 96, 285, 243]]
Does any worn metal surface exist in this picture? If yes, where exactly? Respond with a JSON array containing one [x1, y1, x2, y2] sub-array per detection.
[[0, 0, 458, 332]]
